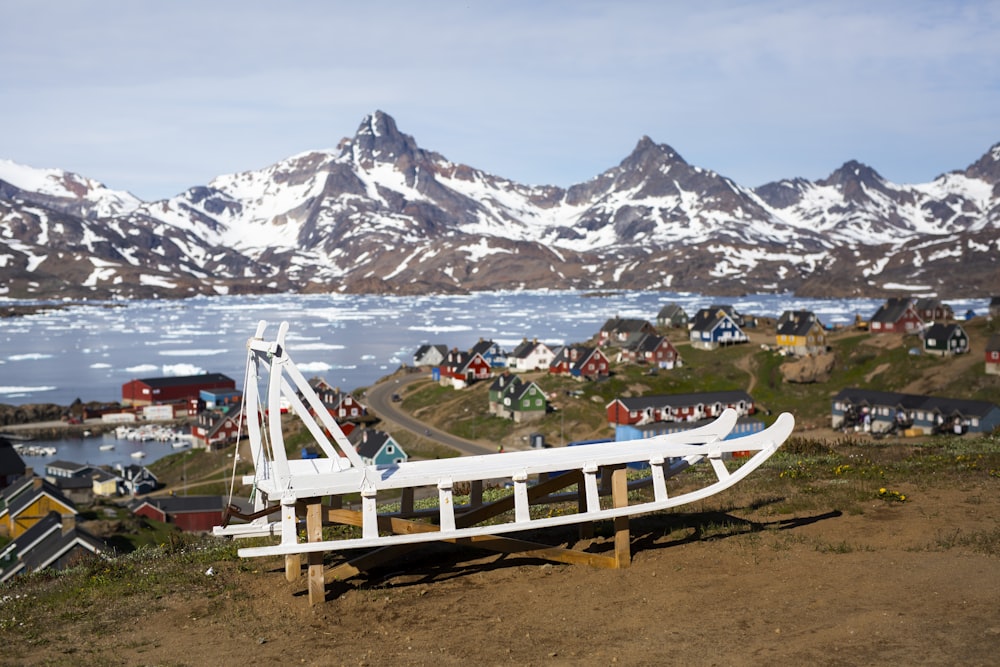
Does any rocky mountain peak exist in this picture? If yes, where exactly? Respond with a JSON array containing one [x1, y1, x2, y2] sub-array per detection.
[[822, 160, 885, 188], [344, 110, 420, 167], [965, 142, 1000, 183]]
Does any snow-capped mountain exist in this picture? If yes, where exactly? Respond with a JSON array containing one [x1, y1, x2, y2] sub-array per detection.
[[1, 111, 997, 300]]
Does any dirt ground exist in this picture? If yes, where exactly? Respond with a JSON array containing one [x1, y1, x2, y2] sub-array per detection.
[[19, 472, 996, 667]]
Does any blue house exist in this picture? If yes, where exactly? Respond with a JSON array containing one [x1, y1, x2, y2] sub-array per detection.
[[831, 388, 1000, 436], [689, 307, 748, 350], [469, 339, 507, 368], [348, 428, 409, 466]]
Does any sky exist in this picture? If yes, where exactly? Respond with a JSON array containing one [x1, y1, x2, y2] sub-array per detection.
[[2, 1, 999, 201]]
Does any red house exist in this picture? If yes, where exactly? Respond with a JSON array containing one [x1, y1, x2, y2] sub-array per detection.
[[986, 333, 1000, 376], [122, 373, 236, 407], [607, 390, 755, 426], [869, 298, 923, 334], [131, 495, 225, 532], [192, 409, 244, 450], [622, 334, 681, 369], [550, 345, 610, 379], [438, 350, 491, 389], [308, 378, 367, 422]]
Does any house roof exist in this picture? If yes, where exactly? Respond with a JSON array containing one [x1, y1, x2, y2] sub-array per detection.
[[689, 308, 739, 333], [90, 468, 121, 484], [130, 373, 234, 388], [136, 495, 225, 515], [348, 428, 396, 460], [414, 344, 448, 359], [601, 317, 653, 335], [0, 438, 26, 477], [614, 390, 754, 412], [508, 381, 544, 405], [469, 339, 501, 357], [510, 339, 542, 358], [833, 388, 999, 418], [115, 463, 159, 483], [924, 322, 965, 340], [0, 512, 105, 583], [45, 460, 95, 476], [776, 311, 822, 337], [2, 477, 76, 519], [657, 304, 687, 319], [871, 298, 920, 324], [987, 333, 1000, 353], [628, 333, 676, 354], [489, 373, 522, 392]]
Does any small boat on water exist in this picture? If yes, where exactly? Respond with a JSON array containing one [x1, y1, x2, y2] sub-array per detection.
[[99, 444, 115, 451], [130, 451, 146, 459]]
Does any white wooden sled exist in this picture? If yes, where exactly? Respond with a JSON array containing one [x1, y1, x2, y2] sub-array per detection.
[[215, 321, 794, 604]]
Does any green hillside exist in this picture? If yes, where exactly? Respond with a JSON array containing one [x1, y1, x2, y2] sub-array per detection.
[[391, 316, 1000, 451]]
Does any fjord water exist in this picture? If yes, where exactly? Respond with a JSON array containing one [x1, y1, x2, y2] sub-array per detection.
[[3, 291, 990, 470], [2, 291, 990, 408]]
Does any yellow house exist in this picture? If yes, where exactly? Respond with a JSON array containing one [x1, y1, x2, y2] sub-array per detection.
[[776, 310, 827, 356], [0, 477, 77, 538], [91, 469, 121, 498]]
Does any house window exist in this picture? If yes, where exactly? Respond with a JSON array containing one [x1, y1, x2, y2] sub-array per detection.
[[386, 445, 395, 454]]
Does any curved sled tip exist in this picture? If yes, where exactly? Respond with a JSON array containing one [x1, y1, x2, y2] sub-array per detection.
[[770, 412, 796, 441]]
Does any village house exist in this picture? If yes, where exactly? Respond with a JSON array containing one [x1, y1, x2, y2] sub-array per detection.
[[492, 378, 547, 422], [831, 388, 1000, 436], [44, 460, 98, 504], [549, 345, 610, 380], [656, 303, 689, 329], [348, 427, 409, 466], [131, 495, 226, 532], [598, 317, 657, 346], [413, 344, 448, 368], [0, 476, 77, 539], [0, 511, 105, 584], [115, 463, 159, 496], [469, 338, 508, 368], [192, 406, 244, 450], [922, 322, 969, 356], [775, 310, 827, 356], [200, 388, 242, 410], [621, 334, 682, 369], [308, 378, 368, 422], [437, 348, 491, 389], [488, 372, 523, 416], [607, 390, 755, 427], [986, 334, 1000, 376], [507, 339, 556, 372], [688, 307, 748, 350], [869, 298, 923, 334], [914, 298, 954, 323], [90, 468, 122, 498]]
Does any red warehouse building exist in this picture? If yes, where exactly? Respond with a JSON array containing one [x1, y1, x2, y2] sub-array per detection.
[[122, 373, 236, 407], [131, 495, 226, 532]]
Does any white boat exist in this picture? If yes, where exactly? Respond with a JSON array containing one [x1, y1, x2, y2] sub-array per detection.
[[216, 321, 795, 606], [99, 444, 115, 451], [172, 441, 190, 449], [130, 451, 146, 459]]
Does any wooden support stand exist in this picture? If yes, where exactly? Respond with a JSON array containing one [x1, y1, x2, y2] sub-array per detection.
[[284, 467, 636, 603]]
